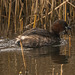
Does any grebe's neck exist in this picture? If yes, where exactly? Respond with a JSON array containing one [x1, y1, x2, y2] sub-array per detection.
[[51, 31, 60, 38]]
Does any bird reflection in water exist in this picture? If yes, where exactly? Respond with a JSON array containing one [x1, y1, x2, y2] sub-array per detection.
[[26, 45, 69, 64]]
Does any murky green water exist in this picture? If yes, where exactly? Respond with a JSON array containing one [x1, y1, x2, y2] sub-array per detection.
[[0, 35, 75, 75]]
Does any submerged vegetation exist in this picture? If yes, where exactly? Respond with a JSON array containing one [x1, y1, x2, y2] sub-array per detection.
[[0, 0, 75, 37]]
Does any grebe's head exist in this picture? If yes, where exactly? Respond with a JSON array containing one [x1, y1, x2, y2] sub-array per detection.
[[51, 20, 71, 35]]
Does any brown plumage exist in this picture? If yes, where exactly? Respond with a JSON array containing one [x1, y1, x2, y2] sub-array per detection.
[[15, 20, 70, 48]]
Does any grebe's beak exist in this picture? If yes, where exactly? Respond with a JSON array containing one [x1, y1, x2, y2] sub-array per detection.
[[67, 26, 71, 30], [64, 26, 71, 35]]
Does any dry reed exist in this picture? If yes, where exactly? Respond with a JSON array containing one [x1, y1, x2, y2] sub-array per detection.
[[52, 68, 55, 75], [69, 35, 71, 56], [33, 15, 37, 28], [8, 1, 11, 31], [60, 64, 63, 75], [0, 0, 75, 35], [20, 41, 27, 72]]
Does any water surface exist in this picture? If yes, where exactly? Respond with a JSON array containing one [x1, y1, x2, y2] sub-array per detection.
[[0, 36, 75, 75]]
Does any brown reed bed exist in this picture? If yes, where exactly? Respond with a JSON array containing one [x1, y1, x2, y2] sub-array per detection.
[[0, 0, 75, 37]]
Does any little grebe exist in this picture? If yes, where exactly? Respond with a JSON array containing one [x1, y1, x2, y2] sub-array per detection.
[[16, 20, 70, 48]]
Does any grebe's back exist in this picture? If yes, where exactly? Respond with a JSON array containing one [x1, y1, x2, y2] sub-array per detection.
[[16, 20, 70, 48]]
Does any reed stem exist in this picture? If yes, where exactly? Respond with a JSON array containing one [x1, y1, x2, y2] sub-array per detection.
[[65, 2, 67, 21], [20, 41, 27, 71], [33, 14, 37, 28], [60, 64, 63, 75], [8, 1, 11, 30], [69, 35, 71, 56]]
